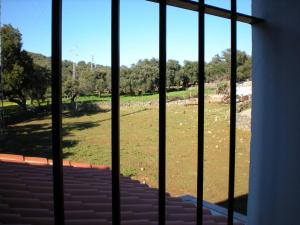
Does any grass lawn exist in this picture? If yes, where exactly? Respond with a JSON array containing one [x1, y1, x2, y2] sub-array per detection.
[[1, 99, 250, 214]]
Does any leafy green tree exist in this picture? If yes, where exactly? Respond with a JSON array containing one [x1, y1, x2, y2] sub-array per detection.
[[131, 58, 159, 95], [2, 26, 253, 106], [62, 76, 79, 104], [28, 64, 51, 106], [120, 66, 134, 95], [1, 25, 37, 110], [237, 58, 251, 82], [205, 49, 252, 83], [167, 60, 181, 88], [205, 54, 228, 82], [78, 71, 96, 96], [94, 67, 110, 97], [181, 60, 198, 85]]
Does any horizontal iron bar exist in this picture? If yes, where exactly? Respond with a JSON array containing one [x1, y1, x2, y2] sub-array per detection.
[[147, 0, 263, 25]]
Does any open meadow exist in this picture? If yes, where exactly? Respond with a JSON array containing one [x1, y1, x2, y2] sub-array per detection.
[[1, 95, 251, 214]]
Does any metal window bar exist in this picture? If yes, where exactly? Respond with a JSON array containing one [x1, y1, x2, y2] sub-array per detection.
[[111, 0, 121, 225], [159, 1, 167, 225], [197, 1, 205, 225], [51, 0, 65, 225], [228, 0, 237, 224], [148, 0, 263, 25]]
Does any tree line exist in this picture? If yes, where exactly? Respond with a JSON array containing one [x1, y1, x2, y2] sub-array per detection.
[[1, 24, 252, 110]]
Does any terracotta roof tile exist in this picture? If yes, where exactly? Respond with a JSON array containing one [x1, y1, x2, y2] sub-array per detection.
[[70, 162, 91, 168], [0, 154, 24, 162], [24, 157, 48, 165], [0, 153, 243, 225]]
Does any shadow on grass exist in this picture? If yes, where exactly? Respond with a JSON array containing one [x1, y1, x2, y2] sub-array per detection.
[[63, 107, 110, 118], [4, 105, 51, 125], [4, 103, 110, 125], [0, 120, 99, 159], [97, 108, 149, 123], [1, 104, 148, 160], [216, 194, 248, 215]]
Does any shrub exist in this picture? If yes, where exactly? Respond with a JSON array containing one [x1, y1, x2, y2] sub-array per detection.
[[216, 82, 230, 95]]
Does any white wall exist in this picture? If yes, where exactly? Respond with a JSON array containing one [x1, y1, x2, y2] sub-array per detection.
[[248, 1, 300, 224]]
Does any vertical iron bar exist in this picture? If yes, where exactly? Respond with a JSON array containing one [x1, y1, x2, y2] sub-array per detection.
[[197, 1, 205, 225], [51, 0, 64, 225], [159, 1, 167, 225], [228, 0, 237, 224], [111, 0, 120, 225]]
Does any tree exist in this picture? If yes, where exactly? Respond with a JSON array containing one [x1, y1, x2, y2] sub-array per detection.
[[237, 58, 252, 82], [1, 25, 34, 110], [78, 70, 96, 96], [1, 24, 51, 110], [120, 66, 133, 95], [28, 64, 51, 106], [130, 59, 159, 95], [182, 60, 198, 85], [167, 60, 181, 88], [62, 76, 79, 104], [205, 49, 252, 83], [93, 67, 110, 97]]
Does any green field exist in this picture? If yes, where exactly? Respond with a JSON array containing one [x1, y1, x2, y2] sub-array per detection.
[[1, 87, 213, 110], [1, 94, 250, 214], [71, 87, 214, 104]]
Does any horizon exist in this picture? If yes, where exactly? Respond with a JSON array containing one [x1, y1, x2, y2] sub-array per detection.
[[2, 0, 252, 67]]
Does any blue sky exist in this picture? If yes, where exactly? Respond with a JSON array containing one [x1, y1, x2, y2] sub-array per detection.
[[2, 0, 252, 66]]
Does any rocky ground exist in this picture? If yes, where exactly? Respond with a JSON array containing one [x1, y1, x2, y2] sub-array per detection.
[[237, 108, 251, 130]]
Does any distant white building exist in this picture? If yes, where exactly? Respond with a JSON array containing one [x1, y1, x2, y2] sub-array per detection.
[[237, 81, 252, 97], [237, 86, 252, 97]]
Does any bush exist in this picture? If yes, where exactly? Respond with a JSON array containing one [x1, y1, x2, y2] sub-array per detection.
[[216, 82, 230, 95]]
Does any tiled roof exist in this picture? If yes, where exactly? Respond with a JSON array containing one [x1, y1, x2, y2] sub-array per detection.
[[0, 154, 243, 225]]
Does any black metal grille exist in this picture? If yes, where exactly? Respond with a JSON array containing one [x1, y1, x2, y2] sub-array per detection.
[[159, 1, 167, 225], [50, 1, 263, 225], [228, 1, 237, 224], [51, 0, 64, 224], [197, 1, 205, 224], [111, 0, 121, 224]]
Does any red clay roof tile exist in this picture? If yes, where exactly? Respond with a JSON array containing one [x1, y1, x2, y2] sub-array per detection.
[[70, 162, 91, 168], [0, 153, 243, 225], [0, 154, 24, 162], [24, 157, 48, 165]]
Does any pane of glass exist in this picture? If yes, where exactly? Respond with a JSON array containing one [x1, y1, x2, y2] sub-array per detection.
[[204, 14, 230, 211], [1, 0, 54, 224], [205, 0, 230, 10], [62, 0, 112, 168], [237, 0, 252, 15], [1, 0, 52, 158], [62, 0, 112, 222], [234, 21, 252, 215], [120, 0, 159, 223], [167, 4, 198, 204]]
